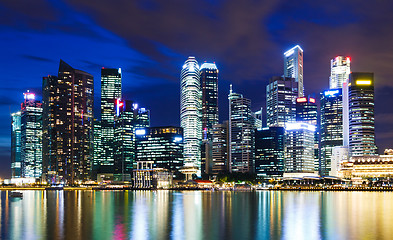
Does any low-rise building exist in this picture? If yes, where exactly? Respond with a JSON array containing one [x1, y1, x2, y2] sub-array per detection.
[[339, 155, 393, 180]]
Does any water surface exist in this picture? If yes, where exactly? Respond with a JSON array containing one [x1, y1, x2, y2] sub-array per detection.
[[1, 190, 392, 240]]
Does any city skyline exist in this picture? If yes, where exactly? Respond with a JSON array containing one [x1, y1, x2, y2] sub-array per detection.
[[2, 1, 393, 178]]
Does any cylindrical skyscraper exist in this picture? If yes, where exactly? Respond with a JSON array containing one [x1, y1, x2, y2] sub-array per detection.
[[180, 57, 202, 175]]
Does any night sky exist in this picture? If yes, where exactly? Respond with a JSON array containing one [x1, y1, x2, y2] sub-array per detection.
[[1, 0, 393, 178]]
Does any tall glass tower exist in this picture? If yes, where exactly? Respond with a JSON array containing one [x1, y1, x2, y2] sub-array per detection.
[[348, 72, 377, 156], [100, 68, 122, 173], [200, 62, 218, 175], [180, 57, 202, 174], [284, 45, 304, 97], [11, 111, 22, 178], [320, 89, 343, 175], [20, 91, 43, 178], [329, 56, 351, 89], [228, 85, 254, 173], [266, 76, 298, 127]]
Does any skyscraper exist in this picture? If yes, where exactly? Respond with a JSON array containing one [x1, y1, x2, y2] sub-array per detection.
[[296, 97, 319, 171], [11, 111, 22, 178], [42, 60, 94, 184], [200, 62, 219, 175], [320, 89, 343, 175], [180, 57, 202, 174], [266, 76, 298, 127], [200, 62, 219, 140], [228, 85, 254, 173], [284, 45, 304, 97], [100, 68, 122, 173], [20, 91, 43, 178], [92, 120, 102, 177], [348, 72, 377, 156], [284, 122, 316, 177], [135, 126, 184, 177], [329, 56, 351, 89], [211, 122, 228, 174], [114, 100, 150, 181], [255, 127, 285, 179]]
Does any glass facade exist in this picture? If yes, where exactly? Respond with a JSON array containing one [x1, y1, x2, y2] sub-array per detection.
[[266, 76, 298, 127], [284, 122, 316, 174], [180, 57, 202, 174], [211, 122, 228, 174], [135, 127, 183, 177], [255, 127, 285, 179], [20, 93, 43, 178], [348, 72, 377, 156], [228, 86, 254, 173], [296, 97, 319, 171], [320, 89, 343, 175], [329, 56, 351, 89], [200, 62, 219, 175], [100, 68, 122, 173], [284, 45, 304, 97], [114, 100, 150, 180], [11, 111, 22, 178]]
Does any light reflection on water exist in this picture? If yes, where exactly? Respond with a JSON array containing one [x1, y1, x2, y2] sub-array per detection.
[[0, 190, 392, 239]]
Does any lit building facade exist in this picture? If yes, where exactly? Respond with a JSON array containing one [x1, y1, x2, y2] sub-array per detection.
[[200, 62, 219, 140], [211, 122, 228, 174], [114, 100, 150, 181], [200, 62, 219, 175], [284, 45, 304, 97], [339, 155, 393, 180], [284, 122, 316, 177], [228, 86, 254, 173], [11, 111, 22, 178], [42, 60, 94, 184], [266, 76, 298, 127], [20, 92, 43, 178], [92, 120, 102, 177], [255, 127, 285, 179], [180, 57, 202, 174], [329, 56, 351, 89], [135, 126, 183, 177], [100, 68, 122, 173], [296, 97, 319, 171], [348, 72, 377, 156], [320, 89, 343, 175]]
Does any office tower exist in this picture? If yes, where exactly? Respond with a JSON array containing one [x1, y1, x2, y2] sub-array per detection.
[[320, 89, 343, 175], [296, 97, 317, 124], [114, 100, 150, 181], [100, 68, 122, 173], [284, 45, 304, 97], [180, 57, 202, 174], [92, 120, 102, 177], [284, 122, 316, 177], [211, 122, 228, 174], [255, 127, 285, 179], [135, 126, 184, 177], [253, 108, 263, 130], [329, 56, 351, 89], [200, 62, 219, 140], [266, 76, 298, 127], [200, 62, 219, 175], [42, 60, 94, 184], [20, 92, 43, 178], [348, 72, 377, 156], [11, 111, 22, 178], [296, 97, 319, 171], [228, 85, 254, 173]]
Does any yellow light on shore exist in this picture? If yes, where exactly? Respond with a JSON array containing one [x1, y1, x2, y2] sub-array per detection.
[[356, 80, 371, 85]]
